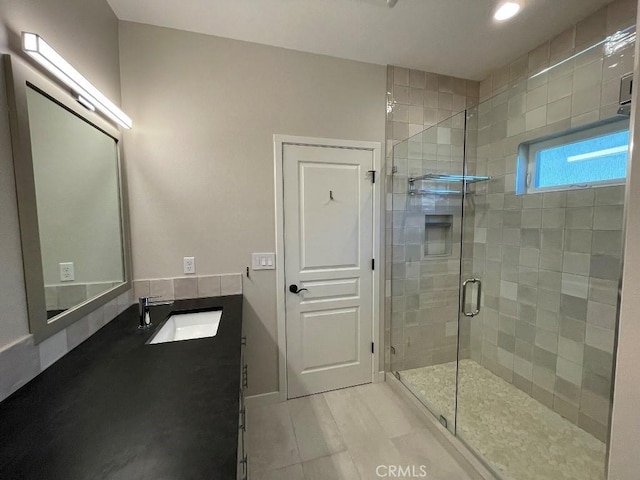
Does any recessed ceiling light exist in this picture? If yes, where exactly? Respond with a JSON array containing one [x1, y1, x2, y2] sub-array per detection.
[[494, 1, 521, 21]]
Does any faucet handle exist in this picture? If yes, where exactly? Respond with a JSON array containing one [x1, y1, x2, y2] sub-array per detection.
[[139, 295, 161, 306]]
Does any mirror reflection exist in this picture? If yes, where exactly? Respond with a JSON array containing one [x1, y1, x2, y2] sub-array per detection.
[[26, 86, 125, 321]]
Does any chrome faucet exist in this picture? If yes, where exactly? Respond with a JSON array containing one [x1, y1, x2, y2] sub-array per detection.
[[138, 296, 173, 329]]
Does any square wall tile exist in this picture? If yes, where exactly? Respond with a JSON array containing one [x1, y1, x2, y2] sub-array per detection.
[[580, 389, 610, 425], [66, 316, 91, 350], [149, 279, 174, 301], [566, 190, 595, 207], [58, 284, 87, 309], [550, 27, 575, 58], [592, 231, 622, 255], [556, 356, 583, 386], [590, 255, 621, 281], [553, 395, 579, 423], [174, 277, 198, 300], [586, 300, 617, 329], [198, 275, 222, 298], [532, 385, 554, 408], [561, 273, 589, 299], [39, 330, 68, 371], [117, 290, 133, 314], [221, 274, 243, 295], [533, 365, 556, 391], [562, 252, 590, 276], [555, 376, 581, 405], [560, 316, 586, 343], [583, 345, 613, 379], [560, 294, 588, 321], [593, 205, 624, 230], [103, 299, 118, 324], [575, 7, 607, 47], [558, 336, 584, 365], [88, 307, 106, 335], [133, 280, 150, 300], [585, 324, 615, 353], [0, 337, 41, 401], [45, 287, 58, 310]]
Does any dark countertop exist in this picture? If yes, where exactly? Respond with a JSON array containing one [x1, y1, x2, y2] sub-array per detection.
[[0, 295, 243, 480]]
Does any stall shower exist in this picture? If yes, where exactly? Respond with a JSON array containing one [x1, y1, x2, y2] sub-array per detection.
[[388, 24, 635, 480]]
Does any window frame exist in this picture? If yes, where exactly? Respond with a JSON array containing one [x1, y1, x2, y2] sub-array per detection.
[[516, 116, 630, 195]]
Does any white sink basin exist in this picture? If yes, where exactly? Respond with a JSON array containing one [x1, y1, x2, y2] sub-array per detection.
[[149, 310, 222, 344]]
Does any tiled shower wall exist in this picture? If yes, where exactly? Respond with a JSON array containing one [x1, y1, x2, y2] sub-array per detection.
[[470, 0, 636, 442], [384, 66, 479, 372]]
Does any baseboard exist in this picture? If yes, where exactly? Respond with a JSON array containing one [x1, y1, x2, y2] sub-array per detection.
[[373, 370, 385, 383], [386, 374, 498, 480], [245, 391, 282, 408]]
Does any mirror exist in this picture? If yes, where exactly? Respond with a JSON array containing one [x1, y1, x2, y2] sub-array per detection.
[[5, 55, 131, 343], [26, 86, 125, 320]]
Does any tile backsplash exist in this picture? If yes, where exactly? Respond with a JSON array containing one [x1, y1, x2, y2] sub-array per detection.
[[133, 273, 243, 302], [45, 281, 122, 310], [0, 289, 133, 403]]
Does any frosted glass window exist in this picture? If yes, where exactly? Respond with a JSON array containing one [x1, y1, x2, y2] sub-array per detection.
[[518, 118, 629, 194]]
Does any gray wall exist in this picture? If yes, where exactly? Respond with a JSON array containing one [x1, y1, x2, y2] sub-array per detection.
[[470, 0, 635, 442], [0, 0, 130, 401], [118, 22, 387, 396]]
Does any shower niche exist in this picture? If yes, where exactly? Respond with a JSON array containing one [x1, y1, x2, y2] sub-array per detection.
[[424, 214, 452, 256]]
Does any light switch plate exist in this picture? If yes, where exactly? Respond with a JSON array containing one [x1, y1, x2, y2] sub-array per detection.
[[252, 253, 275, 270], [59, 262, 74, 282]]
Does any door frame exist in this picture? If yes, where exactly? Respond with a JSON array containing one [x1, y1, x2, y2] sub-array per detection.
[[274, 135, 382, 401]]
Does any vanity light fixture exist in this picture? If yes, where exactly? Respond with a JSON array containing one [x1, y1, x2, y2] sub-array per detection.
[[493, 1, 521, 21], [21, 32, 132, 129]]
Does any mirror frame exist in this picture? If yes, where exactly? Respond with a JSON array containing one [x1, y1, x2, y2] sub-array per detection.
[[4, 54, 132, 344]]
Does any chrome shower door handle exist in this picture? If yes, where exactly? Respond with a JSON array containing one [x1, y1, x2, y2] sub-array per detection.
[[461, 278, 482, 317]]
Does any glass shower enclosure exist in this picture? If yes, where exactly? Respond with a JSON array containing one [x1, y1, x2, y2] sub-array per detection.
[[390, 25, 634, 480]]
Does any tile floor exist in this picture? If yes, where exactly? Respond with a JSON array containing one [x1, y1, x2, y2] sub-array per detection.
[[402, 360, 606, 480], [246, 382, 476, 480]]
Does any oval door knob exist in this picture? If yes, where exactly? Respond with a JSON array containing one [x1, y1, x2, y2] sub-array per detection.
[[289, 284, 309, 294]]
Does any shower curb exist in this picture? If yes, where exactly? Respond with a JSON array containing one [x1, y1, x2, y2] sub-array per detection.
[[386, 373, 499, 480]]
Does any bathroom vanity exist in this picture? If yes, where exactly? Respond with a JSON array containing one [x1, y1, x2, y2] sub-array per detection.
[[0, 294, 246, 479]]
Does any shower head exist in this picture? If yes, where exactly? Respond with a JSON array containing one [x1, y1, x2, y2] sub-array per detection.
[[387, 0, 398, 7]]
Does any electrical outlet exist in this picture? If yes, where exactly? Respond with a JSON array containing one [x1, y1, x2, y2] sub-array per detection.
[[183, 256, 196, 274], [59, 262, 75, 282]]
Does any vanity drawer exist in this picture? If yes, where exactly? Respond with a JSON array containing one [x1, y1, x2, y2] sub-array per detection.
[[237, 423, 246, 480], [237, 335, 248, 479], [240, 336, 247, 396]]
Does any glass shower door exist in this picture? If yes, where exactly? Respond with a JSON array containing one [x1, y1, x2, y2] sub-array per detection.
[[390, 110, 468, 434]]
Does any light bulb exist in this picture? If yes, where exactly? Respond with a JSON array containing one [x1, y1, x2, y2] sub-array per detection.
[[494, 2, 521, 21]]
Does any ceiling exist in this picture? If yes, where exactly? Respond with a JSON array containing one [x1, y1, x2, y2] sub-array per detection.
[[106, 0, 616, 80]]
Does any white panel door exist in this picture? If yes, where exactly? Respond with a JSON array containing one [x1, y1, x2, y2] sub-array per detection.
[[283, 143, 374, 399]]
